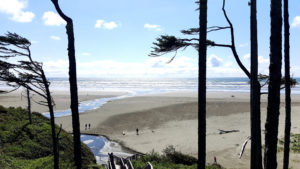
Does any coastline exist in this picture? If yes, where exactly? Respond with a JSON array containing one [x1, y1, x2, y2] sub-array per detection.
[[1, 90, 300, 168]]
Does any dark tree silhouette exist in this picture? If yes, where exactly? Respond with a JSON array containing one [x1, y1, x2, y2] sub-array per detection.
[[198, 0, 208, 168], [0, 33, 59, 169], [149, 1, 266, 168], [150, 0, 250, 78], [264, 0, 282, 168], [249, 0, 262, 168], [258, 74, 296, 94], [283, 0, 291, 168], [26, 88, 32, 124], [50, 1, 82, 168]]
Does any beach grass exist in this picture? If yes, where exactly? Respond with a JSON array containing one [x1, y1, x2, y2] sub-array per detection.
[[278, 133, 300, 153]]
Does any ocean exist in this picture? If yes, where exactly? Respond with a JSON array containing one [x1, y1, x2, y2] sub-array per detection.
[[47, 77, 300, 94], [2, 77, 300, 118], [1, 77, 300, 95]]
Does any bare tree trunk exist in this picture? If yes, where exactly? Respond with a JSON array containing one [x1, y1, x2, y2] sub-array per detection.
[[283, 0, 291, 168], [26, 88, 32, 124], [41, 72, 59, 169], [50, 1, 82, 168], [198, 0, 207, 168], [264, 0, 282, 168], [250, 1, 262, 168]]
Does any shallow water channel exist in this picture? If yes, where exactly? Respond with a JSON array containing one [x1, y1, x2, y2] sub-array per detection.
[[80, 134, 133, 164], [43, 93, 145, 164], [43, 90, 170, 164]]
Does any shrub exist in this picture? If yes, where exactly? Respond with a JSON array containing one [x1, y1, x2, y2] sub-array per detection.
[[163, 145, 198, 165], [0, 106, 98, 168]]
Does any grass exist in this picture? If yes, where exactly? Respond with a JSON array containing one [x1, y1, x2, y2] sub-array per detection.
[[278, 133, 300, 153], [131, 145, 224, 169], [0, 105, 101, 169]]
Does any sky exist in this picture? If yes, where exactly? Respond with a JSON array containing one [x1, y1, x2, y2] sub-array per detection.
[[0, 0, 300, 78]]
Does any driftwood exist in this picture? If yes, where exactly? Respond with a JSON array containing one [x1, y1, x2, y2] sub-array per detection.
[[239, 136, 251, 159], [107, 153, 152, 169], [218, 129, 240, 135], [143, 162, 153, 169], [126, 160, 134, 169]]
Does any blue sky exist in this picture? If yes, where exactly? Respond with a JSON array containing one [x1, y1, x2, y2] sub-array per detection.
[[0, 0, 299, 78]]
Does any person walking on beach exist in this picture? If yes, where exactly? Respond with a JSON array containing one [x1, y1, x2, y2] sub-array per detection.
[[136, 128, 139, 135], [88, 123, 91, 129], [85, 124, 87, 130]]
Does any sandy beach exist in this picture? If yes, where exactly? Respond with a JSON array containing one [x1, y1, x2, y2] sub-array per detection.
[[0, 90, 126, 113], [1, 90, 300, 168]]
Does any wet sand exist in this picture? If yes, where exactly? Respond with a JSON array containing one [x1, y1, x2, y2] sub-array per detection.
[[1, 90, 300, 168]]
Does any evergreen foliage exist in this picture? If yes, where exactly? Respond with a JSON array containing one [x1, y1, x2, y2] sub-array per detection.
[[0, 106, 97, 169]]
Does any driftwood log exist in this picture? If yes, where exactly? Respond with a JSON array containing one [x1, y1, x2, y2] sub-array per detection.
[[218, 129, 240, 134], [239, 136, 251, 159]]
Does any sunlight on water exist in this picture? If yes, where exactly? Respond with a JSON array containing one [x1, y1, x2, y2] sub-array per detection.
[[81, 134, 132, 164]]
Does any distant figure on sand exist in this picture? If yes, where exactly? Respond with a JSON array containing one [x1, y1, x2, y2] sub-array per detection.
[[85, 124, 87, 130], [88, 123, 91, 129], [214, 156, 217, 163], [136, 128, 139, 135]]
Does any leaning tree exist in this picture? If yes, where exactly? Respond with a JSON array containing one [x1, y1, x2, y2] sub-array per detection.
[[49, 1, 82, 168], [0, 33, 60, 169]]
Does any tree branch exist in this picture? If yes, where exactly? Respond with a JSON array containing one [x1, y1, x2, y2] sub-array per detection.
[[222, 0, 250, 78]]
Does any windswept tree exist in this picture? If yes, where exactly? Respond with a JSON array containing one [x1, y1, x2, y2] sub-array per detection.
[[283, 0, 291, 168], [50, 1, 82, 168], [150, 0, 250, 78], [264, 0, 282, 168], [26, 88, 32, 124], [150, 1, 262, 167], [0, 33, 59, 169]]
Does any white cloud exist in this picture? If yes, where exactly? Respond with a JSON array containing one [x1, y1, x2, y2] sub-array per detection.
[[208, 54, 223, 67], [95, 20, 104, 28], [243, 53, 269, 64], [95, 19, 118, 30], [291, 66, 300, 77], [50, 36, 61, 40], [144, 23, 161, 31], [292, 16, 300, 28], [243, 53, 250, 60], [239, 43, 248, 48], [43, 54, 270, 78], [43, 11, 66, 26], [43, 59, 68, 77], [81, 52, 90, 56], [0, 0, 35, 23], [43, 56, 198, 78], [258, 55, 269, 64], [30, 40, 38, 44]]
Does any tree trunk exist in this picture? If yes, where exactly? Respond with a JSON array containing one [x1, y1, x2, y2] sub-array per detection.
[[26, 88, 32, 124], [50, 1, 82, 168], [283, 0, 291, 168], [198, 0, 207, 168], [66, 20, 82, 169], [42, 73, 59, 169], [250, 1, 262, 168], [264, 0, 282, 168]]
